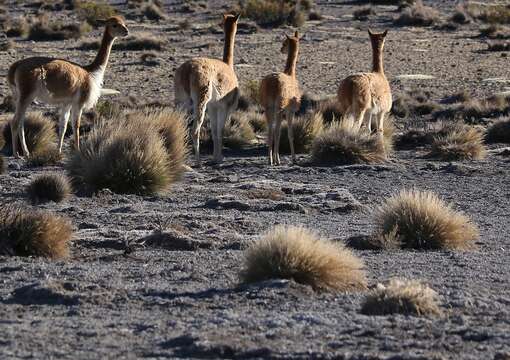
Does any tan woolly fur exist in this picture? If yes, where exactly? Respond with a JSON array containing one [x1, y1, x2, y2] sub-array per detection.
[[337, 29, 392, 138], [259, 31, 302, 165], [7, 17, 129, 157], [174, 13, 241, 166]]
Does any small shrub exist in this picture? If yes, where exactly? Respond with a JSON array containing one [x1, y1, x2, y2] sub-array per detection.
[[143, 2, 166, 20], [0, 207, 73, 259], [140, 52, 160, 66], [2, 112, 58, 158], [246, 111, 266, 133], [451, 5, 470, 25], [465, 3, 510, 24], [487, 42, 510, 52], [27, 147, 62, 167], [241, 0, 311, 28], [279, 111, 324, 154], [429, 123, 486, 161], [241, 225, 367, 292], [354, 7, 374, 21], [224, 113, 257, 149], [27, 16, 91, 41], [372, 189, 479, 250], [316, 98, 342, 124], [79, 33, 165, 51], [486, 118, 510, 144], [73, 0, 116, 27], [0, 38, 14, 51], [311, 121, 390, 165], [479, 25, 510, 39], [394, 0, 439, 27], [5, 17, 29, 37], [27, 173, 72, 204], [361, 279, 441, 316]]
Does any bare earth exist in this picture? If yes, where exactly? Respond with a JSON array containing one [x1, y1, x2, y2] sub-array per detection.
[[0, 1, 509, 359]]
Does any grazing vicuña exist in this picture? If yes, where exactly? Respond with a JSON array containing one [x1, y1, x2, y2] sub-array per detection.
[[241, 225, 367, 292]]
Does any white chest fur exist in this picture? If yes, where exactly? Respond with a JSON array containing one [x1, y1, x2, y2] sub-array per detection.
[[84, 68, 105, 109]]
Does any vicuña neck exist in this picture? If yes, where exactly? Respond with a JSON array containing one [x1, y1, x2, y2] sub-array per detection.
[[284, 44, 298, 77], [223, 27, 236, 68], [372, 45, 384, 74], [86, 30, 115, 73]]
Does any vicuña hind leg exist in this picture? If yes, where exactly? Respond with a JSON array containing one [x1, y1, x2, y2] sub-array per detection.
[[214, 106, 228, 164], [71, 107, 83, 151], [11, 97, 32, 158], [286, 112, 296, 164], [191, 85, 212, 166], [273, 113, 283, 166], [58, 105, 72, 153], [209, 106, 218, 160], [355, 109, 367, 131], [265, 109, 275, 166]]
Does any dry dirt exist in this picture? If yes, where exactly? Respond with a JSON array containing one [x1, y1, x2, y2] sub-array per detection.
[[1, 1, 510, 359]]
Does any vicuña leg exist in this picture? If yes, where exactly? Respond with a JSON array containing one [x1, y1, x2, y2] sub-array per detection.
[[58, 105, 72, 153], [273, 113, 283, 166], [355, 109, 367, 131], [71, 107, 83, 151], [265, 109, 275, 166], [11, 97, 32, 158], [214, 106, 228, 164], [191, 85, 212, 166], [286, 112, 296, 164], [209, 106, 218, 160]]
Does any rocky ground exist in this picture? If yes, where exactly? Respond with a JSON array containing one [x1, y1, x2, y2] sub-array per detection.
[[1, 0, 510, 359]]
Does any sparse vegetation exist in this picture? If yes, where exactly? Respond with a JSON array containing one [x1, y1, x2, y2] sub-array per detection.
[[27, 173, 72, 204], [315, 98, 342, 124], [143, 2, 166, 20], [361, 278, 441, 316], [0, 207, 73, 259], [79, 33, 165, 51], [27, 15, 91, 41], [4, 16, 29, 37], [372, 189, 479, 250], [240, 0, 313, 28], [224, 113, 257, 149], [311, 121, 390, 165], [68, 109, 187, 195], [279, 111, 324, 154], [486, 118, 510, 144], [73, 1, 116, 27], [465, 2, 510, 25], [353, 7, 374, 21], [241, 225, 367, 292], [140, 52, 160, 66], [394, 0, 439, 27], [429, 123, 486, 161]]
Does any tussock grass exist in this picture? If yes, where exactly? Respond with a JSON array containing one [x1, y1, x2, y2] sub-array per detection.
[[3, 112, 58, 158], [486, 118, 510, 144], [143, 2, 166, 20], [240, 0, 312, 28], [0, 207, 73, 259], [69, 109, 187, 195], [79, 33, 165, 51], [224, 112, 257, 149], [27, 173, 71, 204], [73, 1, 116, 26], [279, 111, 324, 154], [27, 15, 91, 41], [315, 98, 342, 124], [372, 189, 479, 250], [246, 111, 266, 133], [311, 121, 390, 165], [353, 7, 374, 21], [394, 0, 439, 27], [465, 2, 510, 25], [361, 278, 441, 316], [429, 123, 486, 161], [5, 17, 29, 37], [241, 225, 367, 292]]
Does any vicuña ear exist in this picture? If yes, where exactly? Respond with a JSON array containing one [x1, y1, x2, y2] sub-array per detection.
[[294, 31, 299, 38], [368, 28, 374, 36], [234, 13, 241, 22], [382, 30, 388, 37], [285, 33, 291, 40]]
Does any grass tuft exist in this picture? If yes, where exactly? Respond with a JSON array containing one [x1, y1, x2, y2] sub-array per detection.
[[241, 225, 367, 292], [240, 0, 312, 28], [486, 118, 510, 144], [394, 0, 439, 27], [279, 111, 324, 154], [73, 0, 116, 27], [27, 173, 72, 204], [372, 189, 479, 250], [361, 278, 441, 316], [0, 207, 73, 259], [429, 123, 486, 161], [311, 121, 390, 165]]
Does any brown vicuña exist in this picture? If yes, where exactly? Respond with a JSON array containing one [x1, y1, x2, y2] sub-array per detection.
[[337, 29, 392, 136], [174, 14, 240, 166], [7, 17, 129, 157], [259, 31, 302, 166]]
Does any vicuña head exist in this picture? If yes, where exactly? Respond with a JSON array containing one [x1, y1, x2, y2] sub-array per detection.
[[281, 31, 300, 55], [101, 16, 129, 38]]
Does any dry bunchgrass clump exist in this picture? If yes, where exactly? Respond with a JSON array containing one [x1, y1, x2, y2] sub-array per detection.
[[372, 189, 479, 250], [315, 98, 342, 124], [79, 33, 164, 51], [241, 225, 367, 291], [0, 207, 73, 259], [27, 15, 91, 41], [311, 121, 390, 165], [27, 173, 72, 204], [68, 109, 186, 195], [465, 3, 510, 25], [486, 118, 510, 144], [241, 0, 312, 28], [429, 123, 486, 161], [279, 111, 324, 154], [361, 278, 441, 316], [394, 0, 439, 27], [5, 17, 29, 37], [73, 0, 116, 26], [143, 2, 166, 20], [2, 112, 60, 163], [201, 112, 257, 151]]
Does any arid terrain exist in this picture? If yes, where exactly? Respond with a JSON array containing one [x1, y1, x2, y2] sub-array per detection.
[[0, 0, 510, 359]]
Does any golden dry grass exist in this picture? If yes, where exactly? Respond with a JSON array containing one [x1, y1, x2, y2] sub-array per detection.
[[373, 189, 479, 250], [68, 114, 173, 195], [0, 207, 73, 259], [241, 225, 367, 292], [279, 111, 324, 154], [429, 123, 486, 161], [361, 278, 441, 316], [311, 121, 391, 165], [27, 173, 72, 204]]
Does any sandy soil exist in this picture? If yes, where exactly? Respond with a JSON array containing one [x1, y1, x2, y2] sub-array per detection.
[[0, 1, 509, 359]]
